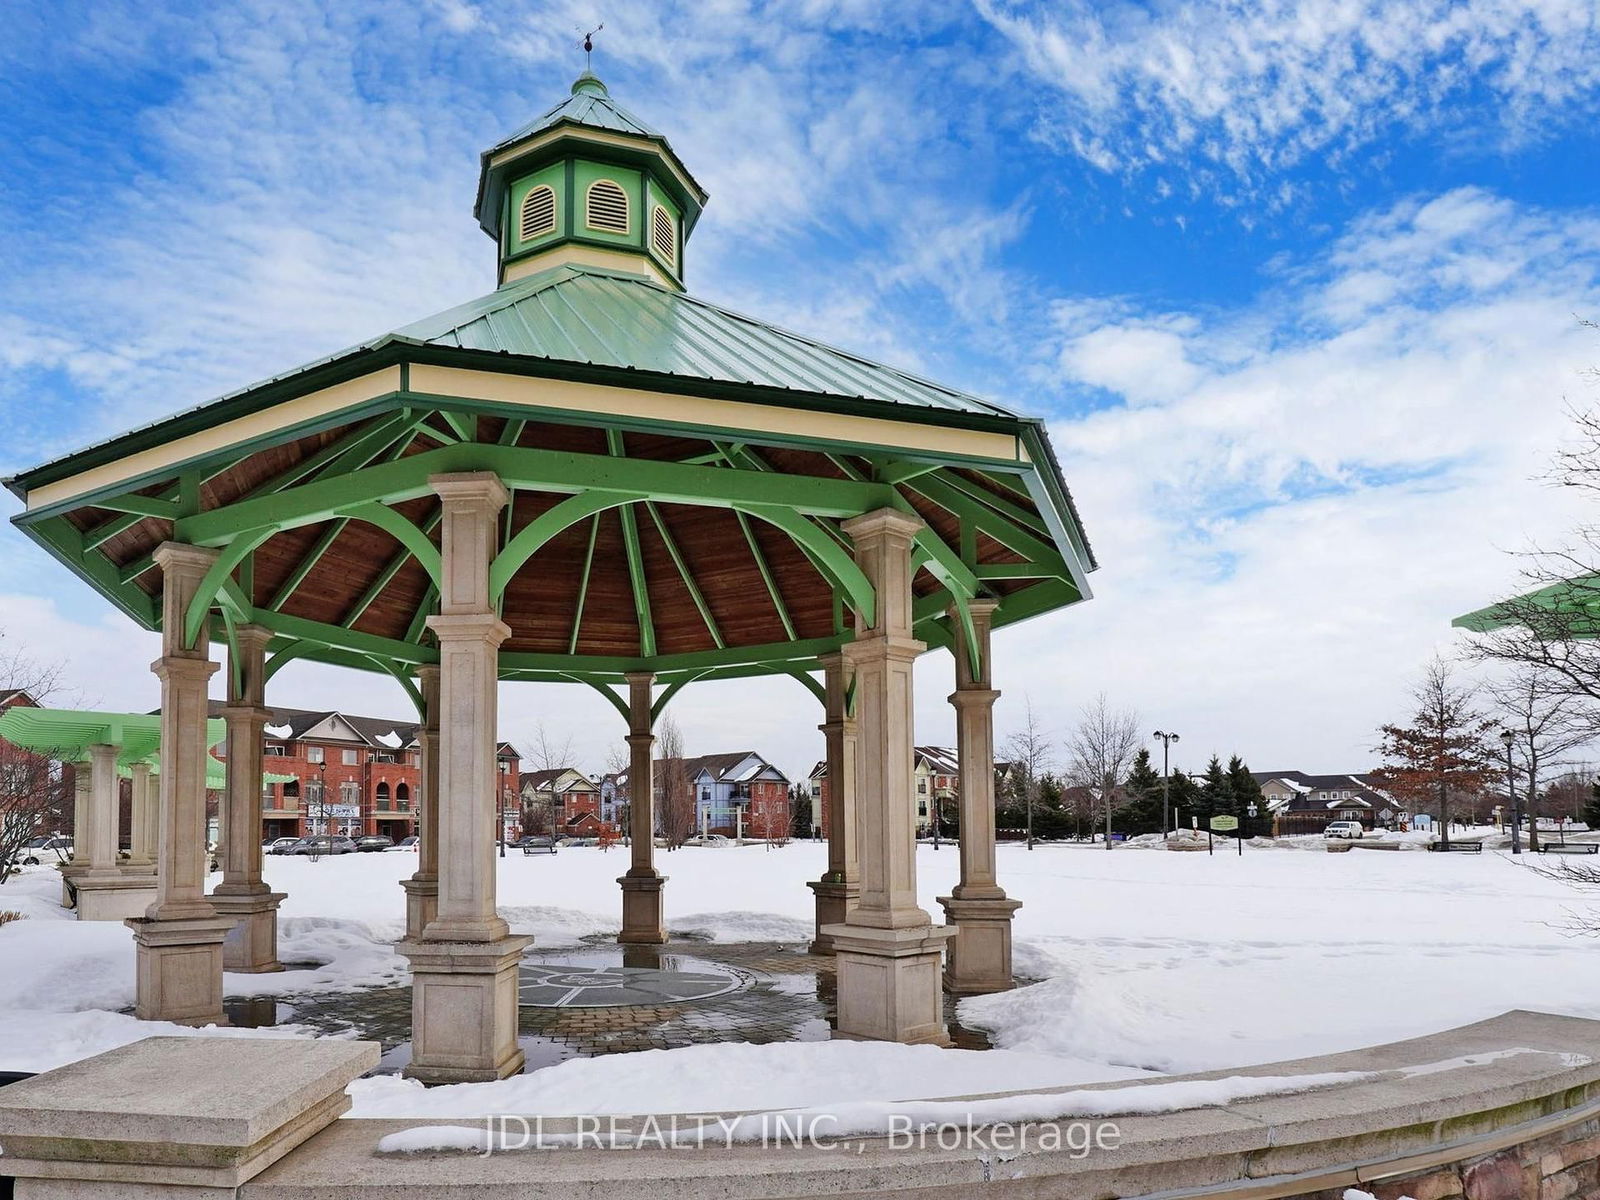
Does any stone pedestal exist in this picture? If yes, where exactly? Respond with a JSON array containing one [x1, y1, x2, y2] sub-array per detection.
[[125, 913, 237, 1026], [74, 875, 159, 922], [0, 1035, 376, 1197], [937, 894, 1023, 994], [825, 922, 955, 1045], [807, 878, 859, 954], [401, 875, 438, 940], [210, 888, 288, 973], [396, 934, 532, 1083], [617, 871, 668, 944]]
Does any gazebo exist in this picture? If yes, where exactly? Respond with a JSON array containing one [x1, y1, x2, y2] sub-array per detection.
[[4, 71, 1096, 1083]]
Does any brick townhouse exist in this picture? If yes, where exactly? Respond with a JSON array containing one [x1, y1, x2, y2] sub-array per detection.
[[212, 703, 520, 841]]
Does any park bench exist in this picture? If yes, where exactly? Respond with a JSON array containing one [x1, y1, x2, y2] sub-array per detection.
[[1428, 842, 1483, 853], [521, 843, 557, 856], [1538, 843, 1599, 855]]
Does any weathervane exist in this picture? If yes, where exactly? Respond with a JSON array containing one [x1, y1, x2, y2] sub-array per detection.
[[580, 23, 603, 71]]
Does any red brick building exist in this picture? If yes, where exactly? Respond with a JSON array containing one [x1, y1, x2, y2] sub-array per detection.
[[212, 704, 520, 842]]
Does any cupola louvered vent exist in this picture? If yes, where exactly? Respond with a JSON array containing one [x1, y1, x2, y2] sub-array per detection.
[[651, 205, 676, 263], [586, 179, 630, 233], [519, 185, 556, 241]]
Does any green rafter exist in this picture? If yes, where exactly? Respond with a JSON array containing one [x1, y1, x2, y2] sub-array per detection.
[[338, 503, 442, 588], [342, 506, 443, 628], [490, 490, 640, 601], [645, 502, 723, 649], [270, 519, 349, 609], [568, 515, 601, 655], [184, 528, 277, 647], [405, 583, 438, 644], [733, 510, 796, 641], [607, 430, 656, 659]]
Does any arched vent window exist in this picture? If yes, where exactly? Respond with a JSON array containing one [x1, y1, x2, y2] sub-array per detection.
[[519, 185, 556, 242], [586, 179, 630, 233], [651, 205, 676, 262]]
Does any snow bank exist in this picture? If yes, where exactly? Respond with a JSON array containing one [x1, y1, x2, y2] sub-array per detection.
[[349, 1040, 1154, 1118]]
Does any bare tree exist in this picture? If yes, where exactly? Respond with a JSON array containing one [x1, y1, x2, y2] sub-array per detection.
[[654, 716, 696, 849], [1372, 655, 1498, 847], [1064, 693, 1142, 850], [1487, 667, 1594, 850], [0, 635, 76, 884], [1001, 696, 1054, 849], [524, 720, 575, 773]]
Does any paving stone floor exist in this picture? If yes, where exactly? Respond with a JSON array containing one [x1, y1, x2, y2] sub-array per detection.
[[225, 936, 993, 1076]]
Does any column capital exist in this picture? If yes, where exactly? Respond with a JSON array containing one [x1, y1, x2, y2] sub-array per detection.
[[416, 662, 441, 685], [623, 670, 656, 686], [428, 472, 509, 512], [152, 541, 220, 581], [626, 733, 654, 747], [841, 634, 924, 665], [152, 657, 220, 684], [219, 702, 273, 722], [233, 623, 275, 653], [949, 687, 1001, 708], [841, 507, 924, 543], [425, 613, 511, 646]]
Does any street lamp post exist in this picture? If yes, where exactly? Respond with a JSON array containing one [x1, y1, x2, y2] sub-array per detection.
[[1501, 728, 1521, 855], [1153, 731, 1180, 839]]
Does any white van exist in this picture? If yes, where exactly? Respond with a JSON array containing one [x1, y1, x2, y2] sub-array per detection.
[[1324, 821, 1365, 840]]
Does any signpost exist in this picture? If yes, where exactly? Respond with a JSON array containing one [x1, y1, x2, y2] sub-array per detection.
[[1210, 814, 1239, 857]]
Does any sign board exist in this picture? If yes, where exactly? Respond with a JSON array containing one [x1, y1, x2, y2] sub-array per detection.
[[326, 803, 361, 818], [1209, 815, 1239, 832]]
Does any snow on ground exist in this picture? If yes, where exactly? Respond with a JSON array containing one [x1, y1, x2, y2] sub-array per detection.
[[4, 836, 1600, 1109]]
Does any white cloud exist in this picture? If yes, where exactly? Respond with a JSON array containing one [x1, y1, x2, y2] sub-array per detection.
[[977, 0, 1600, 198]]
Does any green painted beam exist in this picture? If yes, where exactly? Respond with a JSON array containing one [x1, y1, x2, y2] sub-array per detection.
[[645, 502, 723, 649], [733, 510, 796, 641], [743, 505, 875, 629], [82, 482, 183, 551], [342, 507, 443, 628], [974, 561, 1066, 580], [176, 443, 894, 545], [117, 552, 156, 585], [935, 470, 1051, 537], [490, 490, 639, 601], [616, 503, 656, 658], [305, 412, 421, 485], [499, 634, 842, 678], [497, 418, 526, 447], [90, 493, 183, 520], [185, 529, 277, 647], [903, 477, 1064, 572], [243, 411, 416, 501], [338, 504, 443, 588], [568, 515, 601, 655], [405, 583, 437, 644]]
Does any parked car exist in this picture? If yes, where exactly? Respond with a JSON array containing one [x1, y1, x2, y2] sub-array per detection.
[[389, 836, 419, 851], [8, 835, 72, 867], [1325, 821, 1365, 840], [265, 837, 300, 855], [287, 836, 358, 855], [683, 833, 730, 846], [355, 835, 393, 853], [512, 835, 555, 849]]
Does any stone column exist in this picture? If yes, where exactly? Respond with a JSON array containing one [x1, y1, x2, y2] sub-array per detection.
[[807, 652, 859, 954], [126, 542, 235, 1026], [401, 663, 441, 940], [938, 598, 1022, 994], [59, 762, 91, 905], [618, 670, 668, 944], [210, 624, 286, 972], [397, 473, 531, 1084], [74, 742, 155, 920], [823, 508, 953, 1045], [127, 761, 156, 869]]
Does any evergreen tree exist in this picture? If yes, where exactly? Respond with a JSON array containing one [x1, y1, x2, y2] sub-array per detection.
[[1583, 780, 1600, 830], [1229, 756, 1266, 831], [1166, 769, 1200, 831], [1198, 755, 1232, 824], [1115, 747, 1165, 834]]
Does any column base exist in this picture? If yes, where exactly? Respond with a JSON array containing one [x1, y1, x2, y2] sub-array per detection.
[[395, 934, 533, 1084], [120, 858, 157, 877], [73, 874, 160, 922], [57, 861, 87, 908], [125, 914, 238, 1025], [937, 894, 1023, 995], [209, 888, 288, 973], [400, 875, 439, 943], [617, 870, 668, 944], [822, 921, 955, 1045], [806, 878, 859, 954]]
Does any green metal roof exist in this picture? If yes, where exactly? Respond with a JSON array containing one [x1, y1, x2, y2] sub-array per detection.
[[1454, 573, 1600, 637], [491, 72, 661, 151], [0, 707, 226, 763], [398, 265, 1022, 418]]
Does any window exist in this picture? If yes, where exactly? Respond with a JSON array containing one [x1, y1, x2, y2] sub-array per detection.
[[396, 783, 410, 811], [519, 184, 556, 241], [264, 744, 287, 757], [650, 205, 675, 261], [340, 782, 359, 805], [585, 179, 629, 233], [376, 782, 391, 812], [307, 746, 324, 764]]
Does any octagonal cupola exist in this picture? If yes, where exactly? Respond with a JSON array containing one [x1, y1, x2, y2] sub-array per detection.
[[474, 71, 707, 290]]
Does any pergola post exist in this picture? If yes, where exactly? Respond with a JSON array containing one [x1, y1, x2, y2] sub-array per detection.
[[127, 761, 156, 870], [72, 742, 153, 920], [938, 598, 1021, 994], [211, 623, 286, 972], [824, 508, 953, 1045], [126, 542, 234, 1026], [59, 763, 91, 905], [397, 473, 531, 1084], [807, 652, 858, 954], [618, 670, 667, 944], [401, 663, 441, 941]]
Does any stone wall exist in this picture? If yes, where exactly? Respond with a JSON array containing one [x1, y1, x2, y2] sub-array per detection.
[[1331, 1119, 1600, 1200]]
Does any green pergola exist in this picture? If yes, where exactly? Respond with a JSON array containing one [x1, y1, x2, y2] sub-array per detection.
[[0, 708, 226, 765], [1454, 574, 1600, 638]]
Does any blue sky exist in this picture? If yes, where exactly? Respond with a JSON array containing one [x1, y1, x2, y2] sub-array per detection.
[[2, 0, 1599, 780]]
